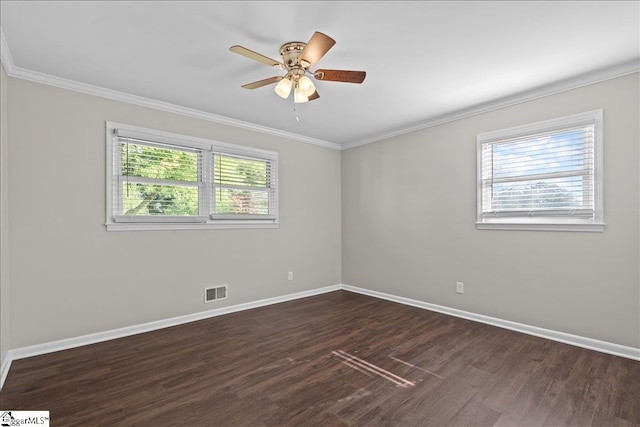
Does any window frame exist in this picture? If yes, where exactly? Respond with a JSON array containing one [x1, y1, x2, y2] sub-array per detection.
[[106, 122, 279, 231], [476, 110, 604, 232]]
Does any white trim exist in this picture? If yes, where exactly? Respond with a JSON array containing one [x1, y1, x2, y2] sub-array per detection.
[[106, 121, 279, 230], [0, 356, 11, 391], [0, 285, 341, 389], [477, 109, 603, 143], [0, 27, 12, 396], [113, 122, 281, 158], [342, 60, 639, 150], [342, 285, 640, 361], [476, 109, 604, 231], [2, 26, 637, 151], [2, 283, 638, 390], [106, 221, 279, 231], [0, 29, 338, 151], [476, 222, 604, 233], [114, 215, 207, 224], [0, 28, 15, 75]]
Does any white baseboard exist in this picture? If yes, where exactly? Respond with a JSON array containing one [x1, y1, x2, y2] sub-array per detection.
[[0, 354, 11, 390], [342, 284, 640, 361], [2, 283, 638, 390], [0, 285, 340, 389]]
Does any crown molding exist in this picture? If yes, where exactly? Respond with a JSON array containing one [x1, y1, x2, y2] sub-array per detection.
[[0, 28, 15, 75], [10, 66, 341, 150], [2, 26, 638, 152], [342, 59, 640, 150], [0, 28, 340, 151]]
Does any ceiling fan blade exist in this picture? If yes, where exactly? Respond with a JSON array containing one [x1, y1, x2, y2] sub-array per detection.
[[229, 45, 283, 68], [299, 32, 336, 67], [241, 76, 283, 89], [314, 69, 366, 83], [308, 91, 320, 101]]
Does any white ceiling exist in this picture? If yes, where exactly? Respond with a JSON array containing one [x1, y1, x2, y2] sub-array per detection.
[[1, 1, 638, 148]]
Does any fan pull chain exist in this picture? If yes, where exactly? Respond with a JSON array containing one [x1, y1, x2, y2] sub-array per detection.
[[293, 100, 300, 122]]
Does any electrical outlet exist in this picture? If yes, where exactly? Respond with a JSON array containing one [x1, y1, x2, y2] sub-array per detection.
[[456, 282, 464, 294], [288, 271, 294, 281]]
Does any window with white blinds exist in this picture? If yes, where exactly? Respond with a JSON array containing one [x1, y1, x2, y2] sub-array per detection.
[[212, 153, 276, 219], [476, 110, 603, 232], [106, 122, 278, 231]]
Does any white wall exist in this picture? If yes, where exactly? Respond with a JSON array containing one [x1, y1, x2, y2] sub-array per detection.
[[6, 77, 341, 349], [342, 74, 640, 348], [1, 64, 10, 369]]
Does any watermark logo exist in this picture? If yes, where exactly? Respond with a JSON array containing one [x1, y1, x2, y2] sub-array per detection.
[[0, 411, 49, 426]]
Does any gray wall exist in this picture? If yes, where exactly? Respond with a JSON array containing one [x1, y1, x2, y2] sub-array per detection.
[[342, 74, 639, 348], [6, 77, 341, 349], [2, 69, 638, 362], [1, 65, 9, 368]]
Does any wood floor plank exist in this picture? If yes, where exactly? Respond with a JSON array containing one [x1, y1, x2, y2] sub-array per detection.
[[1, 290, 638, 426], [445, 400, 502, 427]]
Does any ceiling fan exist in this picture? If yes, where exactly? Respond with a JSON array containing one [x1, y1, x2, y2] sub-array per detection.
[[229, 31, 366, 103]]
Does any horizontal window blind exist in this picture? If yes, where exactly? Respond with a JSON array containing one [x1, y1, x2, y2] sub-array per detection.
[[212, 153, 277, 218], [116, 137, 204, 219], [481, 126, 594, 217], [476, 110, 603, 231], [107, 122, 279, 229]]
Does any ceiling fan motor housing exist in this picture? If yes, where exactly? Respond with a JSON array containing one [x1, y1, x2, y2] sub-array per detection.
[[280, 42, 309, 71]]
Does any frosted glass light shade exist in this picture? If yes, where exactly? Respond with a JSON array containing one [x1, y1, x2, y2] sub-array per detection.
[[274, 78, 292, 98], [298, 76, 316, 97], [294, 88, 309, 103]]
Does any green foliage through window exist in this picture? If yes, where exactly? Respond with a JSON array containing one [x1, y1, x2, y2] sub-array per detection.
[[120, 141, 200, 216], [476, 110, 602, 230], [115, 136, 276, 220], [213, 154, 272, 216], [123, 183, 199, 216]]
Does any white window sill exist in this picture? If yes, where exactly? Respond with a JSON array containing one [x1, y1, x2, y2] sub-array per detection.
[[106, 221, 279, 231], [476, 222, 604, 232]]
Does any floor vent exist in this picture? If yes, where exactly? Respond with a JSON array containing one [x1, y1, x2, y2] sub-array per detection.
[[205, 285, 228, 303]]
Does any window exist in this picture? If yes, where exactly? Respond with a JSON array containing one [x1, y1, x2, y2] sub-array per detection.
[[476, 110, 603, 232], [106, 122, 278, 230]]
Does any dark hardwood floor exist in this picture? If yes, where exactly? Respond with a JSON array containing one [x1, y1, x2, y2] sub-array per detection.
[[1, 290, 638, 426]]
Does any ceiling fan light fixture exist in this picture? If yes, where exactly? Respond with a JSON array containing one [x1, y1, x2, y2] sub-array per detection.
[[294, 87, 309, 103], [274, 77, 292, 98], [298, 75, 316, 97]]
